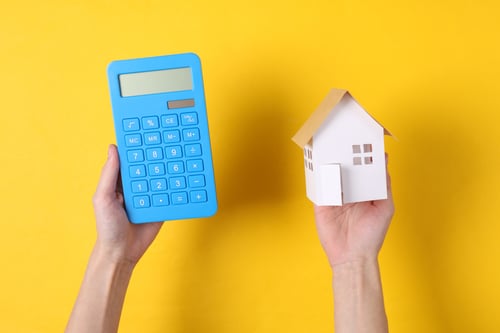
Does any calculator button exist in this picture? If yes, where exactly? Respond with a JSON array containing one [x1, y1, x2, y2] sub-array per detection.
[[144, 132, 162, 145], [190, 190, 207, 203], [125, 134, 142, 147], [161, 114, 178, 128], [123, 118, 140, 131], [180, 112, 198, 126], [163, 130, 181, 143], [142, 116, 159, 129], [182, 128, 200, 142], [186, 159, 204, 172], [188, 175, 205, 188], [134, 195, 149, 208], [165, 145, 183, 159], [146, 147, 163, 161], [167, 161, 184, 174], [152, 194, 169, 206], [127, 149, 144, 162], [169, 176, 186, 189], [185, 144, 202, 157], [129, 165, 146, 178], [148, 163, 165, 176], [171, 192, 188, 205], [150, 178, 167, 192], [133, 195, 150, 208], [131, 180, 148, 193]]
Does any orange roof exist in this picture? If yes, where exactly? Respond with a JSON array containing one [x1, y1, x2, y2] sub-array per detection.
[[292, 88, 392, 148]]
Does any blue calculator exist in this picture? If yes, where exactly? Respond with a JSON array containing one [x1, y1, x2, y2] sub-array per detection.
[[107, 53, 217, 223]]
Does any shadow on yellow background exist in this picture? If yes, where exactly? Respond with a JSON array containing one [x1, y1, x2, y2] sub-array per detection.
[[216, 84, 295, 209], [1, 1, 500, 332]]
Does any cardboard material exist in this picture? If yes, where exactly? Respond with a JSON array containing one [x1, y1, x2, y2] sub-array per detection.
[[292, 88, 392, 205]]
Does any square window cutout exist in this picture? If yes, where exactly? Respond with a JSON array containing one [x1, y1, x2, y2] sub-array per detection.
[[364, 156, 373, 164], [363, 144, 373, 153], [353, 157, 362, 165], [352, 145, 361, 154]]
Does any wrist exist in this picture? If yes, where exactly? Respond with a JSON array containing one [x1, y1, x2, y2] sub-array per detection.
[[91, 242, 137, 273], [331, 256, 388, 333], [331, 256, 379, 276], [67, 241, 136, 333]]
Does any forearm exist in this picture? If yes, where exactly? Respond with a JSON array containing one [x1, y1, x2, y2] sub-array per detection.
[[66, 244, 135, 333], [332, 259, 388, 333]]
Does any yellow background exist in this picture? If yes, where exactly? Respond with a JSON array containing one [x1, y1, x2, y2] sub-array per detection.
[[1, 0, 499, 332]]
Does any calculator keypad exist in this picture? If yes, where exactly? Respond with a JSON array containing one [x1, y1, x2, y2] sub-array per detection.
[[122, 113, 209, 209]]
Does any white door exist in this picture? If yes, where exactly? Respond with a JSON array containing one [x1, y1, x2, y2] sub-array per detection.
[[318, 164, 343, 206]]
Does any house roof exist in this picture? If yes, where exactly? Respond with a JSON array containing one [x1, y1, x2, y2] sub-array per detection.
[[291, 88, 392, 148]]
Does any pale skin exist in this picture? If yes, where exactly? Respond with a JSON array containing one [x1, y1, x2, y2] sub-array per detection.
[[314, 155, 394, 333], [66, 145, 394, 333], [65, 145, 162, 333]]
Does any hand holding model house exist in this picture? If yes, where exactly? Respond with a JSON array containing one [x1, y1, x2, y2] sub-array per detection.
[[293, 89, 394, 333]]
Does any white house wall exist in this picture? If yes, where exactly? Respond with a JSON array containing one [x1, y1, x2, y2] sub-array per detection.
[[312, 95, 388, 203]]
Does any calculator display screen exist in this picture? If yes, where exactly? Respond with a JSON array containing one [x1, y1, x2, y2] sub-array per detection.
[[119, 67, 193, 97]]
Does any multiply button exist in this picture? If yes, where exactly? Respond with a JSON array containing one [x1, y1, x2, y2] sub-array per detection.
[[187, 159, 204, 172]]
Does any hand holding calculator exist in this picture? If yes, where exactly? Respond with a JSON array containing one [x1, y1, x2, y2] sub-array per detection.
[[107, 53, 217, 223]]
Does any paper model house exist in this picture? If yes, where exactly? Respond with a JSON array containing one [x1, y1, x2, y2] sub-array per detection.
[[292, 88, 392, 206]]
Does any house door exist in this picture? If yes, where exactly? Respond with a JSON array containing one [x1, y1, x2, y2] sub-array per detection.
[[319, 163, 343, 205]]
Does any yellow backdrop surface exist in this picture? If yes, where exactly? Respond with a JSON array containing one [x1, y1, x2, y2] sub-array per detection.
[[1, 1, 500, 332]]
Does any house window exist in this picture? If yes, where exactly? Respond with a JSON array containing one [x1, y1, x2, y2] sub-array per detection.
[[304, 147, 314, 171], [352, 143, 374, 166]]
